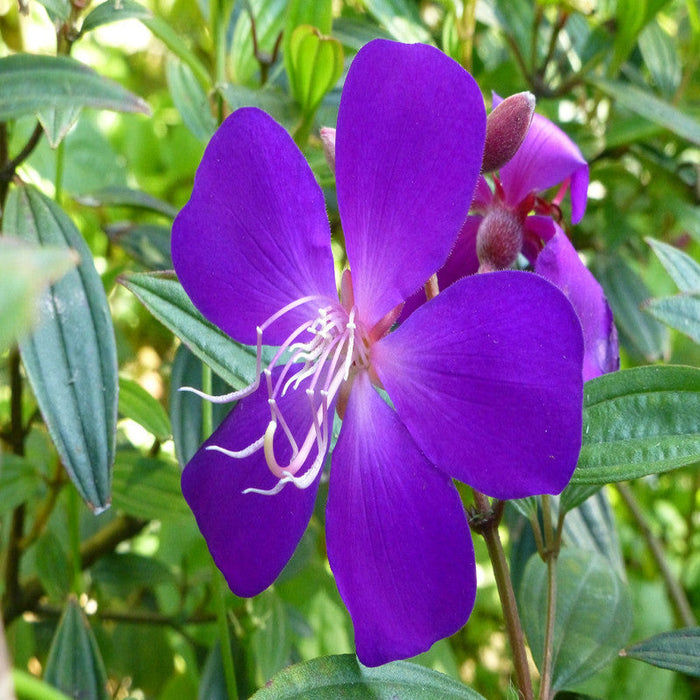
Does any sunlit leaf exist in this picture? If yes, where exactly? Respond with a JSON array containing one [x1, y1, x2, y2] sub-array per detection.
[[111, 452, 189, 520], [363, 0, 432, 44], [0, 237, 78, 354], [166, 58, 216, 142], [44, 598, 109, 700], [622, 628, 700, 677], [118, 377, 171, 442], [572, 365, 700, 484], [592, 78, 700, 146], [287, 26, 344, 116], [6, 185, 117, 512], [81, 0, 152, 34], [251, 654, 487, 699], [519, 548, 632, 692], [0, 54, 150, 121]]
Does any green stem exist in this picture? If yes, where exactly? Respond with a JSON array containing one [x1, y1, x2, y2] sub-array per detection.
[[538, 495, 558, 700], [617, 482, 696, 627], [54, 140, 65, 205], [201, 363, 213, 439], [471, 491, 533, 700], [213, 567, 239, 700], [67, 486, 82, 595], [458, 0, 477, 71], [12, 669, 73, 700]]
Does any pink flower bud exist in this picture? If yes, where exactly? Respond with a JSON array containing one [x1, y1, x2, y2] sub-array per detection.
[[482, 92, 536, 173], [476, 206, 524, 272], [320, 126, 336, 174]]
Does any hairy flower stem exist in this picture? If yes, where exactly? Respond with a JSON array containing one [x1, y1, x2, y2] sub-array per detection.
[[470, 490, 533, 700], [538, 495, 557, 700]]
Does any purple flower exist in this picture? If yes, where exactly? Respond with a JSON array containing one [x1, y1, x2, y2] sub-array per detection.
[[172, 40, 584, 667], [404, 95, 618, 381]]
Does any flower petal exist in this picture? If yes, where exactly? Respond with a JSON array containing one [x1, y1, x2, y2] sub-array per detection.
[[326, 371, 475, 667], [336, 39, 486, 328], [181, 372, 323, 597], [497, 100, 589, 224], [172, 107, 337, 345], [535, 227, 619, 380], [399, 215, 482, 323], [373, 271, 584, 499]]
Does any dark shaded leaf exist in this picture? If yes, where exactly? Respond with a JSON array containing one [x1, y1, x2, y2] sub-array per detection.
[[44, 598, 109, 700], [106, 222, 173, 270], [519, 548, 632, 692], [76, 186, 178, 218]]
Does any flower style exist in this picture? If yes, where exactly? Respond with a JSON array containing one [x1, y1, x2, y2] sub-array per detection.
[[404, 95, 618, 381], [172, 40, 585, 667]]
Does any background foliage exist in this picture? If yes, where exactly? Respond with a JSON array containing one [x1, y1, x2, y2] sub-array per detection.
[[1, 0, 700, 698]]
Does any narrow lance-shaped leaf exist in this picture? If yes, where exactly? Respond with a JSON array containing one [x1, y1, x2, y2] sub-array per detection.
[[621, 627, 700, 677], [646, 238, 700, 292], [44, 598, 109, 700], [118, 377, 171, 442], [0, 54, 150, 121], [572, 365, 700, 485], [6, 185, 118, 511], [119, 271, 264, 389], [80, 0, 152, 34], [251, 654, 487, 699]]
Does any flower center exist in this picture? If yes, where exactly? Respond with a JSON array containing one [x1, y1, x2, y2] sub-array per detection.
[[188, 277, 371, 496]]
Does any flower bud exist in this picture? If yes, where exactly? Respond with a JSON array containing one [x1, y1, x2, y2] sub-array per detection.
[[320, 126, 336, 174], [482, 92, 536, 173], [476, 207, 524, 272]]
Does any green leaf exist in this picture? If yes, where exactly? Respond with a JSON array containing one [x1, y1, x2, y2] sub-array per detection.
[[559, 483, 601, 514], [0, 54, 150, 121], [647, 238, 700, 292], [34, 532, 72, 602], [34, 0, 70, 21], [37, 105, 82, 148], [0, 237, 78, 354], [0, 454, 44, 516], [111, 452, 189, 520], [118, 377, 171, 442], [622, 627, 700, 677], [591, 78, 700, 146], [166, 58, 217, 142], [519, 548, 633, 692], [645, 294, 700, 345], [249, 591, 291, 686], [44, 598, 109, 700], [287, 26, 344, 116], [562, 489, 625, 578], [230, 0, 288, 85], [572, 365, 700, 484], [12, 670, 74, 700], [106, 222, 172, 270], [76, 185, 178, 218], [251, 654, 487, 699], [81, 0, 153, 34], [609, 0, 648, 75], [595, 255, 669, 362], [638, 21, 681, 97], [169, 344, 234, 468], [119, 271, 261, 389], [141, 15, 211, 89], [218, 83, 298, 128], [363, 0, 432, 44], [6, 185, 118, 512]]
